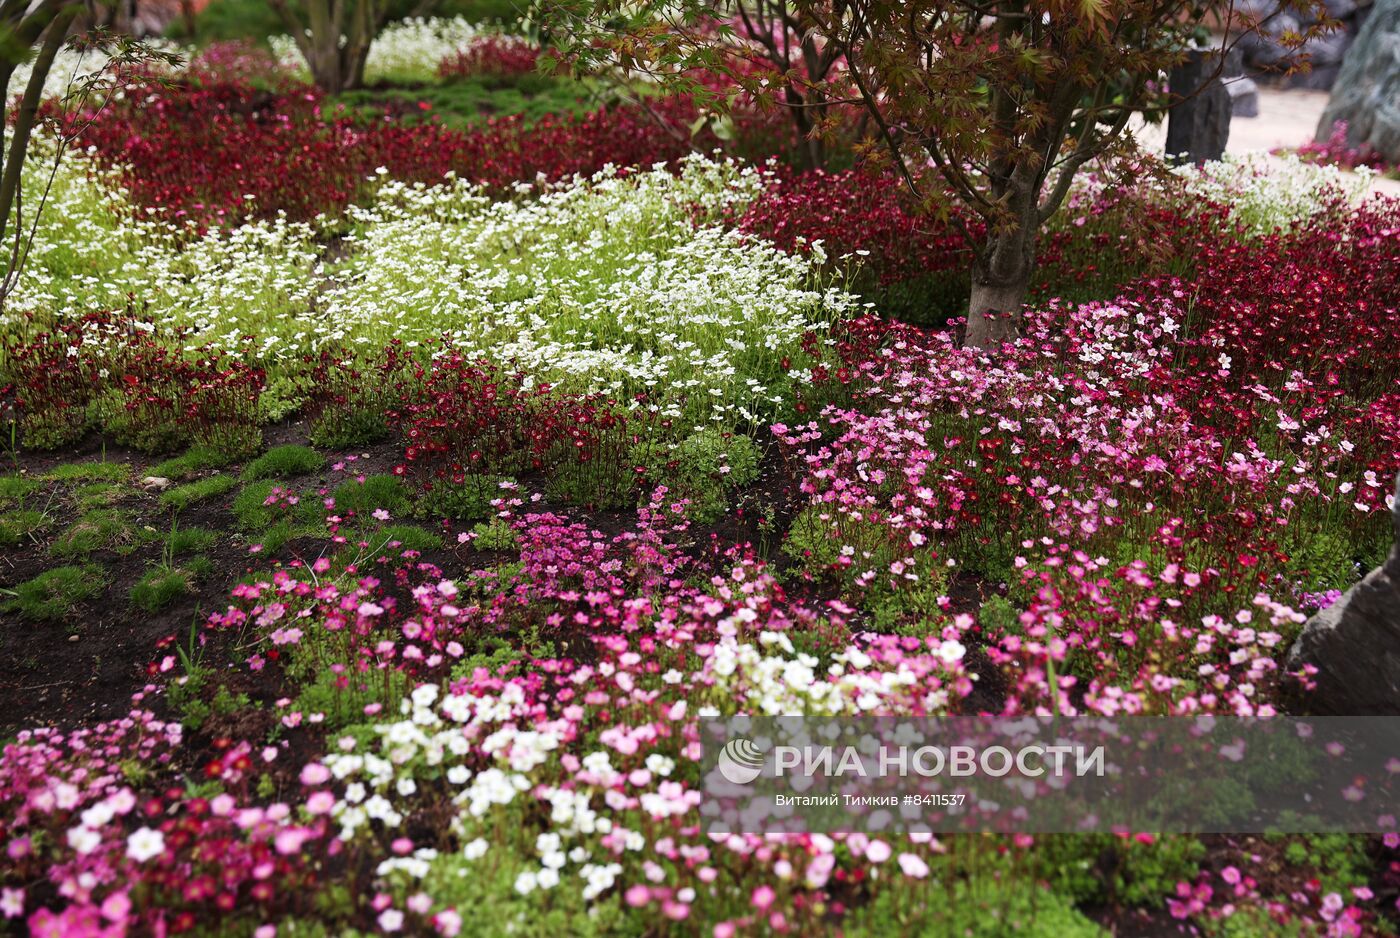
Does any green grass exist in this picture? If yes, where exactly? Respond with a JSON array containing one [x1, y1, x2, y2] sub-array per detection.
[[174, 0, 527, 44], [160, 475, 238, 512], [168, 526, 218, 556], [50, 509, 157, 558], [233, 480, 322, 532], [0, 509, 49, 547], [331, 474, 411, 517], [333, 75, 596, 130], [129, 566, 195, 613], [4, 564, 108, 621], [149, 445, 238, 482], [356, 523, 443, 553], [43, 461, 131, 483], [241, 445, 326, 481], [0, 475, 38, 506], [73, 482, 125, 510]]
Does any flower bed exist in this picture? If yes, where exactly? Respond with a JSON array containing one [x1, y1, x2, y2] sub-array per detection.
[[0, 26, 1397, 937]]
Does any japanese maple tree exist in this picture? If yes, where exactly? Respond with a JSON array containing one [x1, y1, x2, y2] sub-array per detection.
[[543, 0, 1317, 346]]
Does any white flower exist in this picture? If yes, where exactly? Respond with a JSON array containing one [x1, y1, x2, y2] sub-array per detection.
[[66, 826, 102, 856], [126, 826, 166, 862]]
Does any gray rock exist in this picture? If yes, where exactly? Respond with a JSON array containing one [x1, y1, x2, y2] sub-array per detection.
[[1304, 30, 1356, 67], [1227, 76, 1261, 117], [1286, 473, 1400, 715], [1316, 0, 1400, 161], [1166, 49, 1234, 163], [1325, 0, 1357, 21]]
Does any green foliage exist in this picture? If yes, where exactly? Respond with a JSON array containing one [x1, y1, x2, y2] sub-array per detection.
[[413, 838, 634, 938], [94, 391, 188, 455], [870, 581, 949, 635], [171, 671, 251, 733], [44, 461, 130, 483], [129, 565, 195, 613], [17, 409, 87, 451], [978, 595, 1023, 639], [0, 508, 47, 547], [308, 407, 391, 449], [545, 460, 633, 510], [258, 374, 306, 424], [847, 877, 1108, 937], [233, 480, 321, 531], [73, 482, 124, 510], [4, 564, 108, 621], [248, 522, 302, 555], [242, 445, 326, 481], [334, 75, 592, 131], [0, 474, 38, 506], [332, 474, 410, 517], [232, 480, 281, 530], [149, 445, 237, 481], [469, 517, 518, 551], [635, 430, 761, 524], [51, 509, 156, 558], [175, 0, 284, 43], [357, 523, 443, 553], [1276, 834, 1374, 895], [1201, 905, 1313, 938], [1039, 834, 1205, 909], [168, 526, 218, 556], [1280, 527, 1373, 594], [159, 474, 238, 512], [294, 658, 411, 731], [783, 505, 844, 572]]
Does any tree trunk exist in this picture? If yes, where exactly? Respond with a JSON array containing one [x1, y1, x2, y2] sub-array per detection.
[[965, 223, 1035, 349], [966, 278, 1028, 347]]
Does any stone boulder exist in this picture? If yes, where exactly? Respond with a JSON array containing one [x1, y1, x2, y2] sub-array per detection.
[[1286, 472, 1400, 714], [1316, 0, 1400, 161], [1236, 0, 1371, 91], [1166, 49, 1233, 163]]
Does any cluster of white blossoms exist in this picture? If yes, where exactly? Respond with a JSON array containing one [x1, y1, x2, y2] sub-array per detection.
[[8, 142, 849, 430], [318, 680, 633, 906], [1179, 151, 1376, 236], [0, 131, 324, 341], [326, 157, 852, 428], [702, 629, 962, 716], [5, 38, 188, 102], [271, 16, 483, 85]]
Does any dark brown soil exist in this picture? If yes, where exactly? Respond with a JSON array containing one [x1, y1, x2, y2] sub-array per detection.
[[0, 419, 376, 736], [0, 420, 912, 737]]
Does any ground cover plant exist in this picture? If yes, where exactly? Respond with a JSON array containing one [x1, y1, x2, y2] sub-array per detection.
[[0, 9, 1397, 938]]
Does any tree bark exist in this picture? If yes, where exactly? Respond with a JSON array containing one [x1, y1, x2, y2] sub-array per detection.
[[965, 215, 1035, 348], [966, 278, 1028, 347]]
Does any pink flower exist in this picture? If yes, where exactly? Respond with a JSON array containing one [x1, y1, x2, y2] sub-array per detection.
[[300, 763, 331, 786], [1, 888, 24, 919], [306, 791, 336, 815], [898, 853, 930, 879]]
